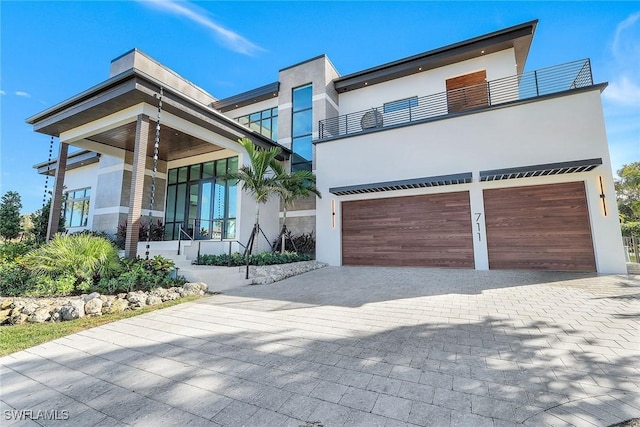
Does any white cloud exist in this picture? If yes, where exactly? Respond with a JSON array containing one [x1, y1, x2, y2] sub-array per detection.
[[15, 91, 31, 98], [612, 12, 640, 59], [603, 76, 640, 108], [141, 0, 264, 56], [0, 90, 5, 95], [605, 12, 640, 108]]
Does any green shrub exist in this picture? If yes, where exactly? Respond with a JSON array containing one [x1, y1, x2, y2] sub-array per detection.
[[25, 274, 76, 297], [198, 251, 312, 266], [0, 240, 40, 262], [272, 231, 316, 255], [21, 234, 121, 291], [621, 222, 640, 237], [0, 262, 32, 296], [114, 255, 178, 292]]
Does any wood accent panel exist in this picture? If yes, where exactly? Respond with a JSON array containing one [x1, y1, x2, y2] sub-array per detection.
[[484, 182, 596, 272], [342, 192, 474, 268], [446, 70, 489, 113]]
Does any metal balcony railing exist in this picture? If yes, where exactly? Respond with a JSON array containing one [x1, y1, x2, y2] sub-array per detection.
[[318, 59, 593, 140]]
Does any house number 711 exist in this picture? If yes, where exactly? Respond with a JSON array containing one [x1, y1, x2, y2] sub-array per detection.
[[474, 213, 482, 242]]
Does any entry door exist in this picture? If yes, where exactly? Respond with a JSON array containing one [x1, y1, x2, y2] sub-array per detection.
[[446, 70, 489, 113], [189, 180, 215, 240]]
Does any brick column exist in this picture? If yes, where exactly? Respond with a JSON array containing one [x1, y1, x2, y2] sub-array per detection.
[[46, 142, 69, 241], [124, 114, 150, 258]]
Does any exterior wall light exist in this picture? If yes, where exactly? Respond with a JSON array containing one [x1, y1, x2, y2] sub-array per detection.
[[331, 199, 336, 228], [598, 176, 607, 216]]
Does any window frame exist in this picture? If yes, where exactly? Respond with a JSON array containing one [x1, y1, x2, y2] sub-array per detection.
[[63, 187, 91, 228]]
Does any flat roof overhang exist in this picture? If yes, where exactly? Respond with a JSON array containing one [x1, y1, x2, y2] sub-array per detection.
[[213, 82, 280, 113], [330, 172, 473, 196], [334, 20, 537, 93], [34, 150, 100, 176], [26, 70, 290, 161], [480, 158, 603, 182]]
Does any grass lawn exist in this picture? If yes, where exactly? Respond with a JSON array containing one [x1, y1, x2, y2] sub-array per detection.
[[0, 295, 202, 357]]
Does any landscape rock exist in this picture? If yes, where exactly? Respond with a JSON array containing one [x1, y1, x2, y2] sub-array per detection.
[[146, 295, 162, 306], [9, 313, 28, 325], [0, 308, 12, 324], [184, 282, 207, 292], [162, 292, 180, 301], [105, 298, 129, 314], [84, 292, 100, 302], [1, 299, 13, 310], [248, 260, 328, 285], [84, 298, 103, 316], [28, 307, 51, 323], [60, 300, 85, 321], [21, 302, 40, 316], [127, 292, 146, 310]]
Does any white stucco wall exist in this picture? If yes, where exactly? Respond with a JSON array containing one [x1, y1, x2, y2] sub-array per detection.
[[315, 88, 626, 273], [59, 161, 100, 232], [337, 49, 517, 115]]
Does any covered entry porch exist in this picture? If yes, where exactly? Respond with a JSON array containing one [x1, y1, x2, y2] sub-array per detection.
[[27, 49, 288, 258]]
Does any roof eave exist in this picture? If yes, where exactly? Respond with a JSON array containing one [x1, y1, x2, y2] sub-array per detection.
[[334, 19, 538, 93]]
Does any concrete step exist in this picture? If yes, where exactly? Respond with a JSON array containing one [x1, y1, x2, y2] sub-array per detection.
[[627, 262, 640, 275], [176, 265, 254, 292]]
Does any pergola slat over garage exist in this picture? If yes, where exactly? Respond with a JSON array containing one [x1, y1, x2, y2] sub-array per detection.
[[341, 192, 474, 268], [483, 181, 596, 271]]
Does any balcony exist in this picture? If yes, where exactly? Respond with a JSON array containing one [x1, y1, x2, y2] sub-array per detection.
[[318, 59, 593, 140]]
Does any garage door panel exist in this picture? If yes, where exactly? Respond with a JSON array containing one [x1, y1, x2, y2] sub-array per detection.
[[484, 182, 596, 272], [342, 192, 474, 268]]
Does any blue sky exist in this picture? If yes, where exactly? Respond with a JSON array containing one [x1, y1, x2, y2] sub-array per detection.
[[1, 1, 639, 213]]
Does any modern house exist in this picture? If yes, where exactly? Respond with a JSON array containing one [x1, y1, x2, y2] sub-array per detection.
[[28, 20, 627, 273]]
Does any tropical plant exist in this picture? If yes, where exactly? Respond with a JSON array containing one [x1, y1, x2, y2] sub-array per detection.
[[29, 198, 65, 243], [0, 191, 23, 241], [272, 231, 316, 255], [224, 138, 287, 253], [21, 234, 120, 291], [115, 219, 164, 249], [274, 170, 321, 252]]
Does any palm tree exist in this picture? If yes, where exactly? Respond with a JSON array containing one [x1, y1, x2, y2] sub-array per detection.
[[274, 169, 321, 253], [224, 138, 287, 257]]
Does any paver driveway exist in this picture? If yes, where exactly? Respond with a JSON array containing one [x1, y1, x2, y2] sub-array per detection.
[[1, 267, 639, 426]]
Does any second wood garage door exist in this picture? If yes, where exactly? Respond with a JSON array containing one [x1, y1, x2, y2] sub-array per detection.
[[483, 182, 596, 271], [342, 192, 474, 268]]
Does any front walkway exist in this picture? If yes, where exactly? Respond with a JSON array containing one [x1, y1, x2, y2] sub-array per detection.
[[1, 267, 639, 426]]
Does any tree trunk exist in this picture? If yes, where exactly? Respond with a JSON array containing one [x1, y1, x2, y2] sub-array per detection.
[[281, 206, 287, 254]]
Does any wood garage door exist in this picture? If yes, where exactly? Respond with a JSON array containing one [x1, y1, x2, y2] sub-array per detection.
[[484, 182, 596, 271], [342, 192, 474, 268]]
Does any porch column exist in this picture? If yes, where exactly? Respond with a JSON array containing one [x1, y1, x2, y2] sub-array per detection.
[[124, 114, 150, 258], [46, 142, 69, 241]]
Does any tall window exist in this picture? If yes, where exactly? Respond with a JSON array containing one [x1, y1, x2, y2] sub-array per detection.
[[237, 107, 278, 141], [292, 84, 312, 171], [64, 188, 91, 228], [164, 157, 238, 241]]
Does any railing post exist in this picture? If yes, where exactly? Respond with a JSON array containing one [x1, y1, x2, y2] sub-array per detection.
[[487, 81, 492, 105], [177, 227, 181, 255], [588, 59, 593, 86], [345, 115, 348, 135], [319, 121, 324, 139], [534, 70, 540, 96]]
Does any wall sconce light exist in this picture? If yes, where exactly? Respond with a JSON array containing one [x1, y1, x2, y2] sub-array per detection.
[[331, 200, 336, 229], [598, 176, 607, 216]]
